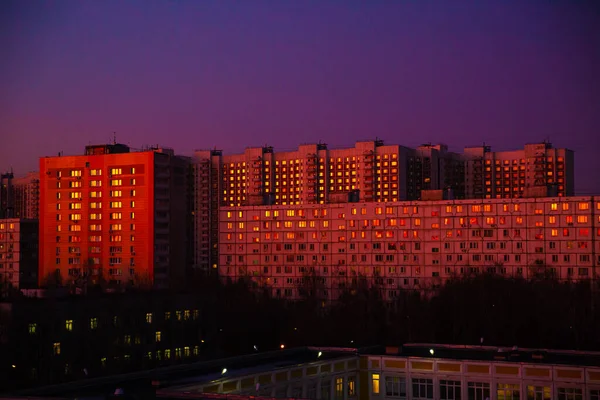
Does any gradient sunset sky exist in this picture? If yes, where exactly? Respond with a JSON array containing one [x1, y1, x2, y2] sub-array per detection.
[[1, 1, 599, 193]]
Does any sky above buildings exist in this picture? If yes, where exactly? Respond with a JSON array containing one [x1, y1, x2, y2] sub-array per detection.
[[1, 0, 599, 194]]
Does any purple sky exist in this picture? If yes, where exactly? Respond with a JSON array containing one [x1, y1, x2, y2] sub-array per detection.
[[1, 1, 599, 194]]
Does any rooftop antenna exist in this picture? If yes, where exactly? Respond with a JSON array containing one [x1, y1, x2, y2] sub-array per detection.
[[113, 132, 117, 145]]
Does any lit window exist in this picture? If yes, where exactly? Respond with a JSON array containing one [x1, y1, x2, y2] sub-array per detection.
[[372, 374, 380, 394], [578, 202, 589, 210]]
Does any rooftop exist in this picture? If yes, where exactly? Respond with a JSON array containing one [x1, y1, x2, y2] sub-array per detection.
[[381, 343, 600, 367], [163, 347, 357, 389], [8, 344, 600, 399]]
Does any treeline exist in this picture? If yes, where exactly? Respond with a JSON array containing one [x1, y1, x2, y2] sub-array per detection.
[[210, 275, 600, 355]]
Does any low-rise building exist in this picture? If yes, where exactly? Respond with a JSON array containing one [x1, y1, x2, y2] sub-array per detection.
[[0, 292, 208, 391], [157, 344, 600, 400]]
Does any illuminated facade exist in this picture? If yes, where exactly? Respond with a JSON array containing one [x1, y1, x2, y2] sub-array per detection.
[[159, 345, 600, 400], [39, 143, 190, 289], [219, 196, 599, 301], [0, 218, 38, 291], [464, 142, 574, 199], [195, 140, 413, 208], [193, 141, 574, 272]]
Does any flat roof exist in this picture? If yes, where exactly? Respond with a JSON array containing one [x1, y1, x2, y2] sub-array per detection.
[[163, 347, 356, 389], [9, 344, 600, 399], [379, 343, 600, 367]]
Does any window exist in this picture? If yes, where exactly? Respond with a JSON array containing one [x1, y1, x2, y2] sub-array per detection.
[[385, 376, 407, 398], [497, 383, 520, 400], [65, 320, 73, 331], [558, 388, 582, 400], [412, 378, 433, 399], [155, 331, 161, 342], [440, 380, 461, 400], [372, 373, 380, 394], [90, 317, 98, 330], [53, 342, 61, 355], [578, 202, 589, 210], [468, 382, 490, 400], [146, 312, 153, 323], [335, 377, 344, 399], [28, 323, 37, 334], [590, 389, 600, 400], [347, 376, 356, 397], [527, 385, 551, 400]]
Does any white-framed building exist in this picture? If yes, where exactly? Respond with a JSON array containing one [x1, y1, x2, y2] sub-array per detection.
[[157, 344, 600, 400]]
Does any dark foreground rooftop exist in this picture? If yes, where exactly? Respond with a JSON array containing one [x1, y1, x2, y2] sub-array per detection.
[[4, 344, 600, 399], [389, 343, 600, 367]]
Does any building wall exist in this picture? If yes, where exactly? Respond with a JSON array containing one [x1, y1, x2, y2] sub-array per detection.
[[0, 219, 38, 290], [13, 172, 40, 220], [195, 141, 573, 207], [163, 351, 600, 400], [0, 293, 206, 390], [163, 355, 360, 399], [465, 143, 574, 199], [218, 196, 598, 301], [362, 353, 600, 400], [0, 172, 15, 218], [192, 141, 575, 274], [38, 149, 156, 288], [195, 140, 412, 209]]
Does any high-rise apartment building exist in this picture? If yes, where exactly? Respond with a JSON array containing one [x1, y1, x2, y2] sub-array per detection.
[[0, 218, 38, 292], [407, 144, 465, 200], [0, 172, 15, 218], [0, 171, 41, 220], [196, 140, 413, 207], [218, 196, 598, 301], [13, 172, 40, 219], [39, 143, 190, 289], [192, 140, 574, 272], [463, 142, 574, 199], [194, 141, 413, 270]]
